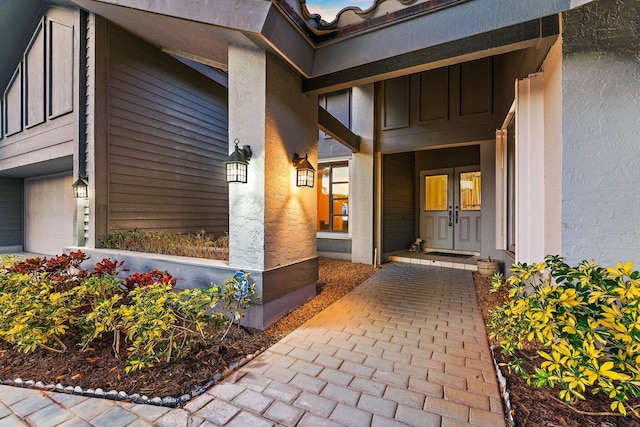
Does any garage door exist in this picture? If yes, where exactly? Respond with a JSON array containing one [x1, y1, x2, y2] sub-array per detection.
[[24, 173, 75, 255]]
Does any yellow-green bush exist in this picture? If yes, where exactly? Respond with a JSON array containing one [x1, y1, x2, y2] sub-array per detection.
[[0, 273, 75, 352], [0, 253, 255, 372], [488, 255, 640, 415]]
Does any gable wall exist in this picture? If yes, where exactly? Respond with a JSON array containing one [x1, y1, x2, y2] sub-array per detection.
[[0, 6, 78, 177]]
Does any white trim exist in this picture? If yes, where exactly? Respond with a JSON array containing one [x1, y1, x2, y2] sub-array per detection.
[[515, 72, 545, 263], [495, 128, 507, 250], [318, 155, 351, 164], [316, 232, 350, 239]]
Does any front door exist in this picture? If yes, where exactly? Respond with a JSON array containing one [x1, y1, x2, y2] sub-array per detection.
[[420, 166, 481, 252]]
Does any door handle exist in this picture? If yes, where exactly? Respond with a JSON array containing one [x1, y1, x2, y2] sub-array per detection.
[[448, 206, 453, 227], [455, 206, 459, 224]]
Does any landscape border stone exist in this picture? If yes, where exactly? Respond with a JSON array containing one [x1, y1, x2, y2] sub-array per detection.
[[0, 347, 266, 408], [491, 345, 516, 427]]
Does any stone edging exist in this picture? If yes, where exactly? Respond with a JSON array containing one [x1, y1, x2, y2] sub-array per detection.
[[0, 347, 266, 408], [490, 345, 516, 427]]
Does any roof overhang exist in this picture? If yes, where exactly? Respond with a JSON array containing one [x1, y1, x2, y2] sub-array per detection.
[[304, 14, 560, 94], [1, 1, 594, 96], [69, 0, 316, 76]]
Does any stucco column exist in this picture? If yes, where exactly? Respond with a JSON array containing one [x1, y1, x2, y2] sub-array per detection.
[[227, 45, 318, 328], [350, 84, 375, 264]]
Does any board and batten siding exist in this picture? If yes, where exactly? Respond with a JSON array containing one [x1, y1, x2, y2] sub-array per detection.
[[383, 152, 415, 256], [0, 178, 23, 248], [0, 6, 78, 175], [376, 52, 536, 153], [107, 25, 229, 236]]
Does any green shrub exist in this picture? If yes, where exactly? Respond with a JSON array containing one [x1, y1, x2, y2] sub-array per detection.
[[120, 283, 225, 372], [0, 274, 75, 353], [487, 256, 640, 415], [0, 252, 256, 373]]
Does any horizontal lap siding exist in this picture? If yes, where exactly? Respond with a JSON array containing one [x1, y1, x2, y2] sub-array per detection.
[[0, 178, 23, 246], [107, 25, 228, 236], [383, 152, 415, 254]]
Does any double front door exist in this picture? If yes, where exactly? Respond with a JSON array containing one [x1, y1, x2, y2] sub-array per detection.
[[420, 166, 481, 252]]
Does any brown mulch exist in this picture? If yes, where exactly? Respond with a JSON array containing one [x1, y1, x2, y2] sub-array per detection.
[[0, 258, 377, 398], [473, 272, 640, 426], [8, 257, 639, 425]]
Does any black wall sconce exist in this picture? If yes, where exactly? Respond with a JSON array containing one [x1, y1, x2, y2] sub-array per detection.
[[72, 176, 89, 199], [225, 138, 252, 183], [293, 152, 315, 188]]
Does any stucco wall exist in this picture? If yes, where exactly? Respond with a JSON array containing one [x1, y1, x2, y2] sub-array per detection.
[[561, 0, 640, 265], [263, 54, 318, 270], [228, 47, 317, 271], [350, 84, 375, 264]]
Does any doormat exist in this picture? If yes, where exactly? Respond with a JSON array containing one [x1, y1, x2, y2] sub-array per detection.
[[426, 251, 474, 259]]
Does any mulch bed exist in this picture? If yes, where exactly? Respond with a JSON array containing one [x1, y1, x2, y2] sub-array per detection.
[[473, 272, 640, 426], [7, 257, 639, 425], [0, 258, 377, 399]]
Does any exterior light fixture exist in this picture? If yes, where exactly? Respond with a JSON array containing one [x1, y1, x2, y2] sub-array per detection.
[[225, 138, 252, 183], [293, 152, 315, 188], [72, 176, 89, 199]]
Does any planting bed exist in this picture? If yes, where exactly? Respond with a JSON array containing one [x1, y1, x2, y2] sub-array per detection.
[[0, 257, 376, 401], [474, 272, 640, 426]]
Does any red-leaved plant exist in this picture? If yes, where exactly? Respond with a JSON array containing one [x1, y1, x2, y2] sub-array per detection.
[[124, 269, 177, 290]]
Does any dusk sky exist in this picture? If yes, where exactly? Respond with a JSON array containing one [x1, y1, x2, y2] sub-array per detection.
[[306, 0, 375, 21]]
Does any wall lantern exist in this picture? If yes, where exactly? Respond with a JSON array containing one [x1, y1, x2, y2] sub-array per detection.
[[225, 138, 252, 183], [293, 152, 315, 188], [72, 176, 89, 199]]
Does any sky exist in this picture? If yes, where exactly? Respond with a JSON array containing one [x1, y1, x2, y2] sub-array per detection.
[[305, 0, 375, 22]]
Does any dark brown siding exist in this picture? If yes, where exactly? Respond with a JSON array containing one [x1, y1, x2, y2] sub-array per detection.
[[377, 51, 534, 153], [383, 152, 415, 254], [0, 178, 23, 247], [107, 25, 228, 235]]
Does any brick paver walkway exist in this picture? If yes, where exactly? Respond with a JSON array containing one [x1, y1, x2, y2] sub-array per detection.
[[0, 263, 505, 426]]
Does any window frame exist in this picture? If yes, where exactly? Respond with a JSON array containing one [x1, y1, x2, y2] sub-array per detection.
[[317, 161, 350, 234]]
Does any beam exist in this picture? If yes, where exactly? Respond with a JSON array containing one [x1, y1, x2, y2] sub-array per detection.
[[304, 15, 559, 94], [318, 106, 360, 153]]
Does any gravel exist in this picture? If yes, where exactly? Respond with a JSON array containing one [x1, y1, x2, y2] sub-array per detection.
[[265, 257, 379, 339]]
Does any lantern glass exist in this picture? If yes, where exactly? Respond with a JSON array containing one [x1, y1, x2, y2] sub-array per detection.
[[226, 162, 248, 183], [72, 177, 89, 199], [225, 139, 251, 183], [297, 169, 315, 187]]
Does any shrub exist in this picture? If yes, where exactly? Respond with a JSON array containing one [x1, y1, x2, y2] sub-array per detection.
[[0, 252, 256, 373], [487, 256, 640, 416], [0, 274, 75, 352], [120, 283, 225, 372], [99, 229, 229, 260]]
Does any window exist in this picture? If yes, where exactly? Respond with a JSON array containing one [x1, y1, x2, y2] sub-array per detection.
[[459, 171, 481, 211], [425, 174, 448, 211], [317, 163, 349, 232]]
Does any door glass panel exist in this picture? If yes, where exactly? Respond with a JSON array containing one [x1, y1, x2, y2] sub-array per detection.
[[425, 174, 448, 211], [460, 171, 481, 210]]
